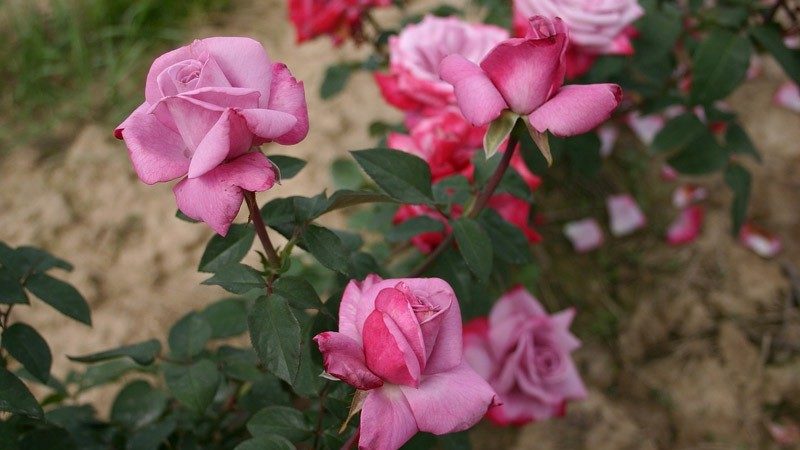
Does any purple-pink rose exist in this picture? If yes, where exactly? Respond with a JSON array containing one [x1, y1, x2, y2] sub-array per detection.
[[439, 16, 621, 134], [114, 37, 308, 235], [463, 287, 586, 426], [375, 15, 508, 113], [314, 275, 498, 450]]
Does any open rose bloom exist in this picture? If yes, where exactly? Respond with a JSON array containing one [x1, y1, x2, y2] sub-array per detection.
[[513, 0, 643, 78], [440, 16, 621, 135], [376, 16, 508, 113], [463, 287, 586, 425], [114, 37, 308, 235], [314, 276, 498, 449]]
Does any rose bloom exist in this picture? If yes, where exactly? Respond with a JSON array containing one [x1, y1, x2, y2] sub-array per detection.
[[114, 37, 308, 235], [289, 0, 391, 46], [376, 15, 508, 113], [513, 0, 644, 78], [440, 16, 621, 132], [314, 276, 498, 450], [463, 287, 587, 425]]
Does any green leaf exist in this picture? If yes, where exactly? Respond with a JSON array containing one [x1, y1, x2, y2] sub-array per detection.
[[483, 111, 518, 157], [452, 218, 493, 281], [439, 431, 472, 450], [198, 224, 255, 273], [111, 380, 167, 428], [351, 148, 434, 204], [691, 30, 752, 104], [651, 113, 708, 154], [302, 225, 350, 274], [248, 295, 302, 385], [478, 209, 532, 264], [273, 277, 325, 311], [323, 190, 395, 214], [270, 155, 307, 180], [19, 426, 76, 450], [666, 134, 727, 175], [125, 419, 176, 450], [68, 339, 161, 366], [216, 346, 262, 382], [201, 298, 248, 339], [321, 63, 355, 99], [168, 312, 212, 359], [725, 163, 751, 235], [0, 267, 28, 304], [725, 122, 761, 162], [387, 216, 444, 243], [78, 359, 141, 392], [175, 210, 200, 223], [164, 359, 220, 414], [750, 24, 800, 84], [3, 246, 73, 276], [235, 436, 296, 450], [0, 366, 43, 418], [2, 323, 52, 383], [331, 158, 364, 190], [433, 175, 471, 206], [202, 264, 265, 295], [25, 272, 91, 325], [247, 406, 313, 441]]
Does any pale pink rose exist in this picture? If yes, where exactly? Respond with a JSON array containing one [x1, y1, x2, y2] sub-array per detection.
[[563, 218, 604, 253], [289, 0, 391, 46], [671, 184, 707, 209], [666, 206, 704, 246], [463, 287, 586, 426], [513, 0, 643, 78], [314, 276, 498, 450], [739, 223, 782, 258], [114, 37, 308, 235], [440, 16, 621, 131], [774, 82, 800, 113], [606, 194, 646, 236], [376, 16, 508, 113]]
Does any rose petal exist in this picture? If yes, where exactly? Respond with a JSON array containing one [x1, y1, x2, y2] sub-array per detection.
[[489, 287, 546, 357], [117, 108, 190, 184], [202, 37, 274, 106], [479, 33, 567, 114], [739, 223, 782, 258], [563, 218, 604, 253], [145, 45, 195, 105], [362, 310, 421, 387], [462, 317, 495, 381], [266, 62, 309, 145], [606, 194, 646, 237], [239, 108, 298, 142], [439, 54, 508, 126], [374, 288, 427, 370], [359, 386, 419, 450], [188, 109, 253, 179], [313, 331, 383, 390], [173, 152, 277, 235], [774, 82, 800, 113], [528, 84, 622, 136], [666, 206, 704, 246], [400, 361, 498, 434]]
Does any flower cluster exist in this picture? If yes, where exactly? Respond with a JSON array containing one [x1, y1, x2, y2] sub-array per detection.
[[289, 0, 391, 45]]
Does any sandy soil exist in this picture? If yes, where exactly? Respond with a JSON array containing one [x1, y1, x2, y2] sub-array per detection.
[[1, 0, 799, 448]]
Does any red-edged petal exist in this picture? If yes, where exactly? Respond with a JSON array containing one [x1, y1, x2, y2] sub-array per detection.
[[266, 62, 309, 145], [666, 206, 704, 246], [528, 84, 622, 136], [313, 332, 383, 390], [739, 222, 782, 258], [362, 310, 421, 387]]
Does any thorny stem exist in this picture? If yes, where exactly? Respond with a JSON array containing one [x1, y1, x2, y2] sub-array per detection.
[[243, 191, 281, 271], [341, 427, 360, 450], [409, 131, 520, 277]]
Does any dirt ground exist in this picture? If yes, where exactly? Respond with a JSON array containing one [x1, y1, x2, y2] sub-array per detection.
[[1, 0, 799, 449]]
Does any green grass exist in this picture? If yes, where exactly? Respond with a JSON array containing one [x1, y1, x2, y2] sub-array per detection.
[[0, 0, 230, 151]]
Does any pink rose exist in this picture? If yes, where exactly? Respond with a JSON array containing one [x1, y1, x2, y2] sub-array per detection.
[[114, 37, 308, 235], [375, 15, 508, 113], [289, 0, 391, 45], [463, 287, 586, 425], [513, 0, 643, 77], [440, 16, 621, 133], [314, 276, 498, 450]]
